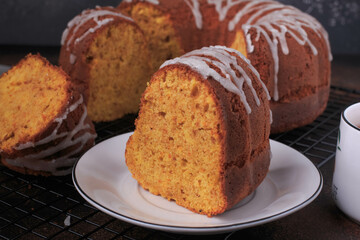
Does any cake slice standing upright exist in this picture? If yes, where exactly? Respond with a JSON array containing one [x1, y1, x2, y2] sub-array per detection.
[[125, 46, 271, 216]]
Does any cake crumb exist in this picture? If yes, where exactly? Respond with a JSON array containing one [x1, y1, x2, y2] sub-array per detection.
[[64, 215, 71, 226]]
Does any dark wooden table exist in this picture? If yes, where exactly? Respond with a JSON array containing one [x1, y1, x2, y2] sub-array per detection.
[[0, 45, 360, 239]]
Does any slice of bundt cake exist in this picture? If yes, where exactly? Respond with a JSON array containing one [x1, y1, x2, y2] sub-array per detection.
[[125, 46, 271, 216], [0, 54, 96, 176], [59, 6, 151, 122]]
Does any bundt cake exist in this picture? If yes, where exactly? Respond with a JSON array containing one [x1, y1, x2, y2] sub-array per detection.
[[0, 54, 97, 176], [125, 46, 271, 216], [117, 0, 332, 133], [59, 6, 151, 122]]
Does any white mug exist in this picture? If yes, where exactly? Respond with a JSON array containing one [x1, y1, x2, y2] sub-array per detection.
[[332, 102, 360, 223]]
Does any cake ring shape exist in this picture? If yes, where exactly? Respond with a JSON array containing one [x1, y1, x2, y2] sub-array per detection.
[[118, 0, 332, 133], [60, 0, 331, 132]]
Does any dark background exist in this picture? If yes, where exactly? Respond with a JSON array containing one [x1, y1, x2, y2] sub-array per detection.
[[0, 0, 359, 55]]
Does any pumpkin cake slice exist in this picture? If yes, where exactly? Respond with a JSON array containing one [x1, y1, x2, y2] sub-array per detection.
[[125, 46, 271, 216], [0, 54, 96, 176]]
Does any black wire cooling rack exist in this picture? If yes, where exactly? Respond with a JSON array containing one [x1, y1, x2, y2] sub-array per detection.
[[0, 87, 359, 240]]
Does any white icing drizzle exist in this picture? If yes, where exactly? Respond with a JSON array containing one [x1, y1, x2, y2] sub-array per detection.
[[74, 18, 114, 45], [4, 95, 97, 176], [119, 0, 331, 102], [61, 6, 134, 64], [207, 0, 244, 21], [184, 0, 330, 101], [160, 46, 269, 114], [215, 45, 270, 101], [184, 0, 203, 29], [123, 0, 160, 4], [224, 0, 332, 101], [69, 54, 76, 65]]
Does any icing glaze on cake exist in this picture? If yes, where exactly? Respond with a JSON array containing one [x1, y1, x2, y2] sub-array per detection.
[[0, 54, 97, 176], [161, 45, 270, 114], [4, 95, 97, 176], [117, 0, 331, 133], [184, 0, 203, 29], [151, 0, 331, 101], [61, 6, 134, 64]]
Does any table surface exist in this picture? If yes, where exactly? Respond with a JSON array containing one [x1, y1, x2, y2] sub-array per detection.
[[0, 45, 360, 240]]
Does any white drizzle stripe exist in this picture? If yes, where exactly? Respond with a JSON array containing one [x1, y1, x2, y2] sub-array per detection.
[[215, 45, 270, 101], [124, 0, 202, 29], [69, 54, 76, 65], [207, 0, 245, 21], [61, 7, 134, 64], [160, 46, 268, 114], [5, 95, 97, 176], [120, 0, 331, 102], [183, 48, 261, 107], [206, 0, 332, 101], [184, 0, 203, 29], [74, 18, 114, 45], [61, 8, 133, 47]]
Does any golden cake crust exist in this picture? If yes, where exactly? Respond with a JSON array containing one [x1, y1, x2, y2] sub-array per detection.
[[205, 63, 271, 210]]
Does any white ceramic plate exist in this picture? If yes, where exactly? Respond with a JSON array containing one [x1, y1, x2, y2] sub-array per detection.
[[73, 132, 323, 234]]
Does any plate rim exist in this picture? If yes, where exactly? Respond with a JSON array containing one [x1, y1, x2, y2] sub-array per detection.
[[72, 132, 323, 234]]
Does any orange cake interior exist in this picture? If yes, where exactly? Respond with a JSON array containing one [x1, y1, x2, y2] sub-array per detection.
[[0, 54, 69, 154], [120, 3, 184, 72], [126, 67, 227, 215], [85, 21, 151, 122]]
